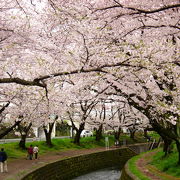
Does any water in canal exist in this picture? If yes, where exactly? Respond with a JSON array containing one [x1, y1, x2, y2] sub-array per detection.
[[73, 167, 121, 180]]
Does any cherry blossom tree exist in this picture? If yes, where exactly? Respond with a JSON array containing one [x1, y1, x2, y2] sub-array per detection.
[[0, 0, 179, 163], [17, 120, 32, 149], [88, 0, 180, 163], [91, 101, 106, 142], [67, 99, 98, 145]]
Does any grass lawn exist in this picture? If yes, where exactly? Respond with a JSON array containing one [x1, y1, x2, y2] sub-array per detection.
[[128, 145, 180, 179], [0, 136, 115, 160], [150, 146, 180, 178], [0, 134, 151, 160], [0, 134, 155, 160], [128, 151, 151, 180]]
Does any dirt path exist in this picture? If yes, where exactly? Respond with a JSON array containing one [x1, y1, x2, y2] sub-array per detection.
[[136, 151, 180, 180], [136, 151, 162, 180], [1, 146, 179, 180], [0, 147, 115, 180]]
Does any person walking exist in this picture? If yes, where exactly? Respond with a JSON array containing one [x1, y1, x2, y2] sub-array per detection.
[[33, 145, 39, 160], [27, 145, 33, 160], [0, 148, 8, 173]]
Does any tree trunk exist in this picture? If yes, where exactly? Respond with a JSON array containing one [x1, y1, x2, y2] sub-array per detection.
[[129, 129, 136, 140], [19, 134, 27, 149], [45, 132, 52, 147], [162, 137, 173, 156], [18, 122, 32, 149], [150, 121, 175, 157], [73, 123, 85, 145], [144, 129, 152, 142], [95, 124, 103, 141], [175, 140, 180, 165], [74, 130, 81, 145], [144, 129, 148, 138], [43, 122, 55, 147], [114, 127, 121, 146]]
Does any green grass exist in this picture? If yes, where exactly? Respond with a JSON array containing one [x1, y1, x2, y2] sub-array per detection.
[[128, 152, 151, 180], [1, 135, 146, 160], [128, 145, 180, 179], [148, 131, 160, 141], [151, 147, 180, 177], [3, 135, 179, 179], [0, 135, 148, 161], [0, 136, 115, 160], [0, 142, 27, 159]]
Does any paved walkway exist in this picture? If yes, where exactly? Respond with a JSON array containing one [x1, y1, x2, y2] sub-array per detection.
[[0, 147, 115, 180], [1, 145, 178, 180]]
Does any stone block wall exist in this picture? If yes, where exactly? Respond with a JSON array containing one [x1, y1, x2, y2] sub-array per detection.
[[120, 163, 139, 180], [127, 143, 151, 154], [22, 143, 152, 180], [22, 148, 136, 180]]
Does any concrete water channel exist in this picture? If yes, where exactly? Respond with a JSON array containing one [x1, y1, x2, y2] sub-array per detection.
[[73, 167, 121, 180], [22, 143, 153, 180]]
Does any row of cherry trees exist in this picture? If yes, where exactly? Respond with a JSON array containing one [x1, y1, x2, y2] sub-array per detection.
[[0, 0, 179, 163]]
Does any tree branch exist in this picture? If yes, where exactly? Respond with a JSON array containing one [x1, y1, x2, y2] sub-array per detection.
[[0, 57, 142, 88], [98, 3, 180, 15], [0, 102, 10, 114], [0, 78, 46, 88], [34, 58, 141, 81]]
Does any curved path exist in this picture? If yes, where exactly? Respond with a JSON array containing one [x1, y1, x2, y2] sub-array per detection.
[[136, 150, 180, 180], [1, 146, 178, 180], [0, 147, 115, 180]]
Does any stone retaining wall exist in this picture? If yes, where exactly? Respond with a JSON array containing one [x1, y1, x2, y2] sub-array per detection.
[[120, 162, 139, 180], [127, 143, 151, 154], [22, 148, 136, 180], [22, 143, 150, 180]]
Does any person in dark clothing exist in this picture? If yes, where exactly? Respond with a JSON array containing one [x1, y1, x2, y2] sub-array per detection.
[[27, 145, 33, 160], [0, 148, 8, 173]]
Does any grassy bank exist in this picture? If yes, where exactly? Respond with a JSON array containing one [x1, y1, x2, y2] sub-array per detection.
[[0, 136, 115, 160], [128, 145, 180, 179], [128, 151, 151, 180], [151, 146, 180, 177], [0, 133, 149, 160]]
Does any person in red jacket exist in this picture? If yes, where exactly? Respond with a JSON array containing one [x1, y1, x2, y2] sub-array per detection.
[[27, 145, 33, 160]]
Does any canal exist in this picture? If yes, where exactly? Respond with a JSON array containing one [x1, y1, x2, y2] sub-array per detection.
[[73, 167, 121, 180]]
